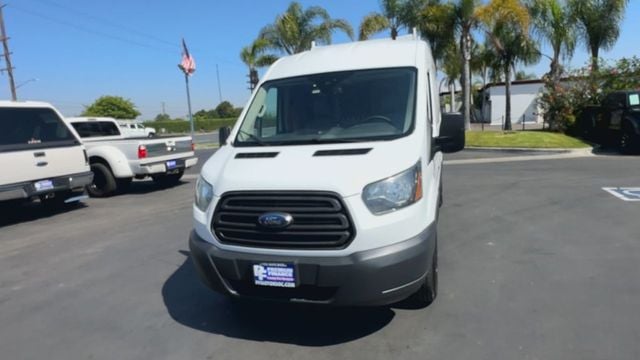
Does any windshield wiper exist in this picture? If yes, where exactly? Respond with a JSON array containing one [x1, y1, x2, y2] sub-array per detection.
[[238, 130, 267, 146]]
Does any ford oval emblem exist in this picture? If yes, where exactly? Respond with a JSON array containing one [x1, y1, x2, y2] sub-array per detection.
[[258, 212, 293, 229]]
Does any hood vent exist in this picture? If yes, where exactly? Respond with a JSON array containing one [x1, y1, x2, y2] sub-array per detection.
[[313, 148, 372, 157], [235, 152, 279, 159]]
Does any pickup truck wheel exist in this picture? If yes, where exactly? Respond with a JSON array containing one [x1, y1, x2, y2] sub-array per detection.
[[410, 235, 438, 308], [152, 170, 184, 187], [620, 127, 640, 154], [88, 163, 117, 197]]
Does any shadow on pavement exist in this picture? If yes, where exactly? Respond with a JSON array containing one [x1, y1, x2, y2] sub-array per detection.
[[162, 250, 395, 346], [113, 179, 192, 197], [0, 200, 87, 228]]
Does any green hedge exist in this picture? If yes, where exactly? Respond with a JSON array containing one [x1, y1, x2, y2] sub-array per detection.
[[143, 118, 237, 133]]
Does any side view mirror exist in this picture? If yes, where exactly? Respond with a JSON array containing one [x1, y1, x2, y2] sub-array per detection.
[[435, 113, 465, 153], [219, 126, 231, 145]]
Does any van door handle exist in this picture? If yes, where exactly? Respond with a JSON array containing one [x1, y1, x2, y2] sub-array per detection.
[[36, 161, 48, 167], [34, 152, 46, 157]]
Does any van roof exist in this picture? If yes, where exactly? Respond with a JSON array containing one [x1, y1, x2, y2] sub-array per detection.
[[0, 100, 55, 108], [264, 36, 429, 82]]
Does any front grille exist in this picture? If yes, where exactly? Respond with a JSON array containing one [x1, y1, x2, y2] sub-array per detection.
[[212, 191, 355, 249]]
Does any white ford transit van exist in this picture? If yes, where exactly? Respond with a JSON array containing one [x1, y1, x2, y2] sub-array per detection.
[[190, 36, 464, 306]]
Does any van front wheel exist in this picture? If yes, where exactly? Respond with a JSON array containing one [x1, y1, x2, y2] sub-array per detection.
[[411, 237, 438, 307]]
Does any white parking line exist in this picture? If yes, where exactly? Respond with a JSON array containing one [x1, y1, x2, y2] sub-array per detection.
[[444, 149, 594, 165], [602, 187, 640, 201]]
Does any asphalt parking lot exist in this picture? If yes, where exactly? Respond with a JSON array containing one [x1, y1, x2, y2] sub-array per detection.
[[1, 150, 640, 360]]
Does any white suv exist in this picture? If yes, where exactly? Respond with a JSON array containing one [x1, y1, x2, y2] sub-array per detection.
[[189, 36, 464, 306]]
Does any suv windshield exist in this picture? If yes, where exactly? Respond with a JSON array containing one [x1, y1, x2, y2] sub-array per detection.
[[235, 67, 417, 146], [0, 107, 78, 152]]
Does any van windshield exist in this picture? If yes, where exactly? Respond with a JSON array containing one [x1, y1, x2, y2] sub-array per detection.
[[235, 67, 417, 146]]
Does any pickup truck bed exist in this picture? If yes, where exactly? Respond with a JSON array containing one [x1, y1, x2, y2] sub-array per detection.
[[66, 117, 197, 197]]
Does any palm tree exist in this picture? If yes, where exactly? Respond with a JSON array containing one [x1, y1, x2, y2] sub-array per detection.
[[419, 1, 455, 68], [240, 39, 279, 91], [528, 0, 576, 81], [442, 42, 462, 112], [569, 0, 628, 72], [478, 0, 541, 130], [260, 2, 354, 55], [359, 0, 431, 40]]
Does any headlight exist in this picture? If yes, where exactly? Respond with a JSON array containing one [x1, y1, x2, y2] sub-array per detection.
[[195, 176, 214, 212], [362, 161, 422, 215]]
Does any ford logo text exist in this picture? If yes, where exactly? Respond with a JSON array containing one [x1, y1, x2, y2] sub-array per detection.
[[257, 212, 293, 229]]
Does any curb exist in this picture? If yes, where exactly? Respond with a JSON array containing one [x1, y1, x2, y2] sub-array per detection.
[[464, 146, 593, 153]]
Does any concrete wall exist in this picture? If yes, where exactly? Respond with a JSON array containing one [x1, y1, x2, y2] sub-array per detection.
[[485, 82, 544, 126]]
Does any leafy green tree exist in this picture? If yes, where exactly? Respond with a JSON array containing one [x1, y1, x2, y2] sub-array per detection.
[[82, 96, 140, 119], [241, 38, 279, 90], [514, 70, 537, 80], [569, 0, 628, 72], [215, 101, 236, 118], [528, 0, 576, 81], [154, 113, 171, 122], [260, 2, 353, 55], [478, 0, 540, 130]]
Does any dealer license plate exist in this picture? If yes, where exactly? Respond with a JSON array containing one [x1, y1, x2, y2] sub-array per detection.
[[166, 160, 177, 170], [253, 263, 296, 288], [34, 180, 54, 191]]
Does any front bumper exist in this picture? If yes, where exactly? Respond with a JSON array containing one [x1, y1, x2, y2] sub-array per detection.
[[189, 223, 436, 306], [0, 171, 93, 202]]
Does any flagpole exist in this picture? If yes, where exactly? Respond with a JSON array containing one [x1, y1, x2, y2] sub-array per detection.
[[184, 73, 194, 138]]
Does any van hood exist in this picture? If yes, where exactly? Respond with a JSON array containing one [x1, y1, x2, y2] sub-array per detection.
[[201, 137, 424, 197]]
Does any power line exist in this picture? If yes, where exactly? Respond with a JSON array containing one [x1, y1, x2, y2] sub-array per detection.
[[31, 0, 179, 50], [10, 5, 176, 54]]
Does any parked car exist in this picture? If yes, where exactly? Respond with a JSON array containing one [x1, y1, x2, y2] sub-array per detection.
[[65, 117, 197, 197], [578, 90, 640, 153], [117, 120, 156, 138], [0, 101, 93, 207], [189, 36, 464, 307]]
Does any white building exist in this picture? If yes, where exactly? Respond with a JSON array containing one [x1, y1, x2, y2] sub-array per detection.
[[482, 79, 545, 126]]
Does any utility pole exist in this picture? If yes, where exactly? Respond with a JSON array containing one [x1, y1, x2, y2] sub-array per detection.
[[216, 64, 222, 103], [0, 2, 17, 101], [161, 101, 166, 115]]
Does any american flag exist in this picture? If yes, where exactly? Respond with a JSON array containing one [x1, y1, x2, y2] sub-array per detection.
[[179, 38, 196, 76]]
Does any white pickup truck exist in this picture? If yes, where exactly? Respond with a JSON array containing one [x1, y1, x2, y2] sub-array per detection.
[[66, 117, 197, 197], [0, 101, 93, 207], [117, 120, 156, 138]]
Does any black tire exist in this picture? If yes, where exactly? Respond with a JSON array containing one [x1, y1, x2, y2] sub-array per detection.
[[410, 236, 438, 307], [152, 170, 184, 187], [88, 162, 117, 197], [620, 126, 640, 155], [148, 133, 156, 138]]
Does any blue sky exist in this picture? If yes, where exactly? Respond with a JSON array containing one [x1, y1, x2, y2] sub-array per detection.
[[3, 0, 640, 119]]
